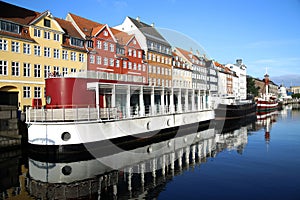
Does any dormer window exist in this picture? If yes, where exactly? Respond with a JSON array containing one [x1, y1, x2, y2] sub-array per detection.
[[103, 30, 108, 36], [44, 19, 51, 28], [0, 20, 20, 34], [87, 40, 93, 48], [70, 37, 84, 47]]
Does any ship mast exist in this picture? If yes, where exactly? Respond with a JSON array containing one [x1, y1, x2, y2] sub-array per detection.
[[264, 67, 269, 100]]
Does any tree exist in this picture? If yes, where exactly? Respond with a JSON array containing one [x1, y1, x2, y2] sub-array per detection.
[[247, 76, 259, 98]]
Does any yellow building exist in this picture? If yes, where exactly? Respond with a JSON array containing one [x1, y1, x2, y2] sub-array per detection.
[[0, 2, 87, 111]]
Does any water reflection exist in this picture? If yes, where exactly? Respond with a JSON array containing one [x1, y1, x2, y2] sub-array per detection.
[[2, 107, 290, 199]]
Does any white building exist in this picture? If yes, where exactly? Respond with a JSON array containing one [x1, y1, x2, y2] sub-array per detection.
[[225, 59, 247, 100]]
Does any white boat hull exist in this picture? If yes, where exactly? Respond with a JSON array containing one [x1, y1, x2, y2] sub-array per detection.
[[28, 110, 214, 146]]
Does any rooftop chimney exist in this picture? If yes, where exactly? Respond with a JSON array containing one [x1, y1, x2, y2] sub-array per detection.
[[236, 59, 242, 66], [151, 23, 155, 27], [136, 16, 140, 22]]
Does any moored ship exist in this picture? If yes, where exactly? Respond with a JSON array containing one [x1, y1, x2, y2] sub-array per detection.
[[256, 72, 278, 113], [25, 71, 214, 152]]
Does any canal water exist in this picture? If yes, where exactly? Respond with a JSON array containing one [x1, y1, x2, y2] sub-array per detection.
[[1, 105, 300, 199]]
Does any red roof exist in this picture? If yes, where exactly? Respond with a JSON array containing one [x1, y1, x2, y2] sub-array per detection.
[[68, 13, 104, 37]]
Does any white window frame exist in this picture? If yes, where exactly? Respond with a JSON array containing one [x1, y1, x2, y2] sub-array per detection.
[[0, 60, 8, 76], [34, 45, 40, 56], [34, 87, 41, 98], [34, 64, 41, 78], [0, 39, 8, 51], [11, 41, 20, 53], [11, 61, 19, 76], [62, 50, 68, 60], [23, 63, 30, 77], [44, 47, 50, 57], [23, 86, 30, 98], [44, 65, 51, 78]]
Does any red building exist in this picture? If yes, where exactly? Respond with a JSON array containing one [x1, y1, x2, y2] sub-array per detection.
[[66, 13, 147, 85]]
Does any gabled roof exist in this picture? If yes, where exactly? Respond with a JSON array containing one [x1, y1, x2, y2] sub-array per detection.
[[0, 1, 40, 25], [175, 47, 199, 65], [111, 28, 134, 46], [127, 16, 171, 47], [55, 17, 83, 39], [68, 13, 104, 37]]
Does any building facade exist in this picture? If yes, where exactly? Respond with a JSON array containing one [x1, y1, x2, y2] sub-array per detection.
[[66, 13, 147, 85], [0, 2, 87, 110], [114, 16, 173, 87]]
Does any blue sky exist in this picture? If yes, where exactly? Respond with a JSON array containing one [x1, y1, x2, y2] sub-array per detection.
[[4, 0, 300, 86]]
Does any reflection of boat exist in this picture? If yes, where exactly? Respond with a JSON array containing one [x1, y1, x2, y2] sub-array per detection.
[[27, 128, 217, 199], [256, 72, 278, 113], [26, 124, 251, 199], [25, 76, 214, 151]]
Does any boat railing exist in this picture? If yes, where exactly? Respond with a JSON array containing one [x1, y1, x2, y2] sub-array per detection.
[[26, 103, 212, 123]]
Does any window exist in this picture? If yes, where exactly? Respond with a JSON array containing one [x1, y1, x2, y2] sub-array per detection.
[[97, 56, 101, 65], [71, 68, 76, 73], [143, 64, 146, 72], [0, 60, 8, 75], [109, 58, 114, 67], [133, 63, 137, 70], [44, 47, 50, 57], [128, 62, 132, 69], [128, 49, 132, 56], [44, 65, 51, 78], [90, 55, 95, 64], [79, 53, 84, 62], [0, 39, 8, 51], [23, 86, 30, 98], [34, 45, 40, 56], [62, 67, 68, 76], [0, 21, 20, 33], [138, 51, 142, 58], [110, 44, 114, 52], [53, 49, 59, 59], [23, 63, 30, 77], [103, 30, 108, 36], [97, 40, 101, 49], [71, 52, 76, 61], [34, 28, 41, 37], [116, 60, 120, 68], [157, 66, 160, 74], [103, 42, 108, 50], [34, 64, 41, 77], [44, 19, 51, 27], [87, 40, 93, 48], [44, 31, 50, 39], [123, 61, 127, 68], [11, 41, 20, 53], [53, 66, 60, 75], [71, 38, 84, 47], [104, 57, 108, 66], [153, 66, 156, 73], [53, 33, 59, 41], [34, 87, 41, 98], [133, 50, 136, 57], [11, 62, 19, 76], [148, 65, 152, 73], [62, 50, 68, 60]]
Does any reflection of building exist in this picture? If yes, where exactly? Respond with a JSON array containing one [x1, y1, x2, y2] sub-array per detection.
[[0, 2, 87, 110]]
